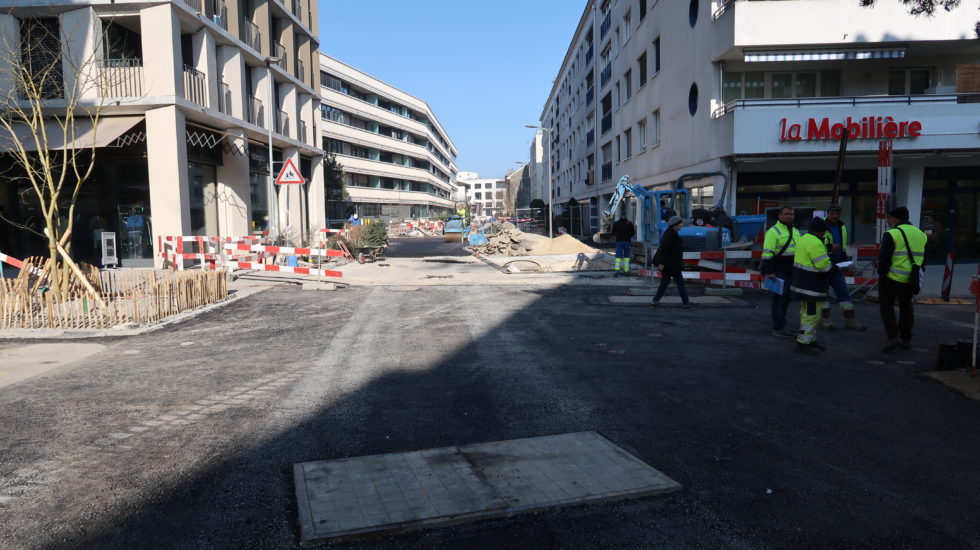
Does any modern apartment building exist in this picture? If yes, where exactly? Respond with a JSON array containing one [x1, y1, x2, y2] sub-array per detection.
[[456, 171, 507, 217], [541, 0, 980, 261], [526, 129, 547, 205], [318, 54, 459, 221], [0, 0, 323, 266]]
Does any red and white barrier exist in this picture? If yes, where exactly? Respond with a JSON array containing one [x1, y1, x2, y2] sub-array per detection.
[[1, 250, 24, 269], [223, 244, 345, 258], [225, 261, 342, 278], [159, 235, 272, 271]]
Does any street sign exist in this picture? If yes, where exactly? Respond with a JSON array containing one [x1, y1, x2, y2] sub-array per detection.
[[275, 158, 305, 185]]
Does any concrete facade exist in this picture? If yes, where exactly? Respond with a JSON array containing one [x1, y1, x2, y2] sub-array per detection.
[[319, 54, 459, 221], [0, 0, 323, 266], [540, 0, 980, 258]]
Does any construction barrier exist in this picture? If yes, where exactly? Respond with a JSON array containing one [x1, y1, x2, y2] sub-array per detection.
[[223, 243, 345, 258], [225, 261, 343, 278], [1, 250, 24, 269], [159, 235, 270, 271]]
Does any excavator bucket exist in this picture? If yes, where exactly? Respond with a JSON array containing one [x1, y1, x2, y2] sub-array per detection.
[[593, 214, 614, 244]]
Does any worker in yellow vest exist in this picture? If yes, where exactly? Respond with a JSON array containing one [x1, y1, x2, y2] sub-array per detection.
[[878, 206, 927, 352], [791, 217, 834, 355], [820, 204, 865, 331], [761, 206, 801, 338]]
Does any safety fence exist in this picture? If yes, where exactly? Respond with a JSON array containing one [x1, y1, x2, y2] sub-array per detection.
[[159, 235, 347, 279], [0, 257, 227, 329]]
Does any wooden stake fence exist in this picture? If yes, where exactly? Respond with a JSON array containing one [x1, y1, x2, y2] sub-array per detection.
[[0, 258, 228, 329]]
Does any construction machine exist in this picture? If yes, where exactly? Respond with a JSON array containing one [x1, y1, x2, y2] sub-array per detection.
[[594, 173, 765, 260]]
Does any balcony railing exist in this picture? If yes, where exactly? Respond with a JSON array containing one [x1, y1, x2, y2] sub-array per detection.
[[247, 95, 264, 127], [217, 81, 232, 116], [97, 58, 144, 98], [711, 93, 980, 118], [242, 18, 261, 52], [600, 64, 611, 88], [296, 57, 305, 82], [601, 162, 612, 182], [601, 113, 612, 134], [276, 109, 289, 137], [599, 12, 611, 39], [182, 65, 208, 107], [180, 0, 203, 12], [273, 43, 287, 70], [208, 0, 228, 30], [713, 0, 737, 20]]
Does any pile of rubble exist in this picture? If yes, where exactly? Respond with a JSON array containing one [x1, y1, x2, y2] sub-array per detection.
[[470, 223, 601, 257]]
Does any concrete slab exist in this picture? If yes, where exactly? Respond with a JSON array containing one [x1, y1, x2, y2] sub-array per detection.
[[0, 343, 105, 388], [925, 370, 980, 401], [294, 431, 680, 545]]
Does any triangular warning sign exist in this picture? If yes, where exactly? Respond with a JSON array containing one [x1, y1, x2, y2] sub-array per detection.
[[275, 158, 305, 185]]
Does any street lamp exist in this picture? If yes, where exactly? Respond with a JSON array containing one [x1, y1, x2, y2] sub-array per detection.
[[266, 56, 280, 241], [525, 124, 553, 238]]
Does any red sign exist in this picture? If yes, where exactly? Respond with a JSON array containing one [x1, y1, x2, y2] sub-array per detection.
[[779, 116, 922, 142], [275, 158, 305, 185]]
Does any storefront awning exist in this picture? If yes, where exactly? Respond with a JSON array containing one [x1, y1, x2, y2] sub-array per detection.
[[744, 47, 906, 62], [0, 116, 143, 152]]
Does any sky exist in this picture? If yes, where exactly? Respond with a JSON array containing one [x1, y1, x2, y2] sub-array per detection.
[[319, 0, 587, 180]]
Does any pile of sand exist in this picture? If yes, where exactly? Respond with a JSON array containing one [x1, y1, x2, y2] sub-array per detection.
[[470, 224, 601, 257], [528, 234, 601, 255]]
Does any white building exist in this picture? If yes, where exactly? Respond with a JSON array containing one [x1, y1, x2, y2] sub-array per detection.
[[541, 0, 980, 262], [0, 0, 323, 266], [319, 54, 459, 221], [526, 129, 547, 206], [456, 171, 507, 216]]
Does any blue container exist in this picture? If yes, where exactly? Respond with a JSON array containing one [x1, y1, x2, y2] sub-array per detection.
[[733, 214, 766, 241], [287, 255, 298, 267]]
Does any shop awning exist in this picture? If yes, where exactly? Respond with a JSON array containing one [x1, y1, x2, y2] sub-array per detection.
[[0, 116, 143, 152], [744, 47, 906, 62]]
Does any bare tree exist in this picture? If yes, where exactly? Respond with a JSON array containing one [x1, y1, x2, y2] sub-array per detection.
[[859, 0, 979, 37], [0, 15, 122, 295]]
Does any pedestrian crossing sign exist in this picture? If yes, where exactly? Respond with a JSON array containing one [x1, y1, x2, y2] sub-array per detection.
[[275, 158, 305, 185]]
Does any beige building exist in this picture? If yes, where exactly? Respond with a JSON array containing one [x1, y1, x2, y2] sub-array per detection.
[[0, 0, 323, 266], [319, 54, 458, 221], [456, 172, 506, 217]]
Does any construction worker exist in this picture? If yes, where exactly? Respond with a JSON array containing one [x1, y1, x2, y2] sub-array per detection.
[[878, 206, 927, 352], [612, 215, 636, 276], [792, 217, 835, 355], [761, 206, 800, 338], [820, 204, 866, 331]]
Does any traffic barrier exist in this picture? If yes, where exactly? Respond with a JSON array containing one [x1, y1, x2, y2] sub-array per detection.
[[159, 235, 271, 271], [225, 261, 343, 278], [223, 243, 345, 258], [0, 250, 24, 269]]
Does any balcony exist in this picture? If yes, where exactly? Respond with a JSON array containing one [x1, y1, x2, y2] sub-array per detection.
[[585, 44, 593, 65], [97, 58, 144, 98], [296, 58, 305, 82], [208, 0, 228, 30], [217, 81, 232, 116], [241, 18, 261, 52], [275, 109, 289, 137], [273, 43, 287, 70], [599, 12, 611, 39], [247, 95, 264, 127], [600, 64, 611, 88], [586, 87, 594, 106], [180, 0, 203, 12], [718, 93, 980, 155], [182, 65, 208, 107], [601, 161, 612, 182], [586, 129, 594, 146], [601, 113, 611, 134]]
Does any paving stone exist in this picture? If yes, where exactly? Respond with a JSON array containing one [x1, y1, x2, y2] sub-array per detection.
[[294, 431, 680, 545]]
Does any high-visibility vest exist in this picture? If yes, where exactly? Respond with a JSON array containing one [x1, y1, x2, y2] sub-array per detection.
[[822, 221, 848, 249], [791, 233, 832, 298], [762, 223, 800, 261], [885, 224, 927, 283]]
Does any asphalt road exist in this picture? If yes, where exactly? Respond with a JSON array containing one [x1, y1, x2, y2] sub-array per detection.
[[1, 283, 978, 549], [385, 236, 470, 258]]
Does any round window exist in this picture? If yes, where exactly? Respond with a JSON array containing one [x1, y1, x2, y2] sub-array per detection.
[[688, 83, 699, 116], [689, 0, 699, 27]]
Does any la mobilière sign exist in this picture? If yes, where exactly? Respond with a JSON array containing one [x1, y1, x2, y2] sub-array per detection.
[[778, 116, 922, 142]]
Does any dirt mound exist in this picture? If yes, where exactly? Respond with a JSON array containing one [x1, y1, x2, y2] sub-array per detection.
[[528, 234, 600, 256], [470, 228, 600, 257]]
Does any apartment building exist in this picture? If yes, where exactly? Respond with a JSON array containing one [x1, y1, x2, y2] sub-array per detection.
[[541, 0, 980, 261], [319, 54, 458, 221], [456, 171, 507, 217], [0, 0, 322, 266], [526, 129, 547, 205]]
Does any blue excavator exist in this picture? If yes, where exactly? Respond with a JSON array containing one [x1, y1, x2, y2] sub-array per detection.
[[593, 172, 765, 260]]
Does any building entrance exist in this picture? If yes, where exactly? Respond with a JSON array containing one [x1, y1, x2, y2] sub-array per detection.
[[922, 167, 980, 263]]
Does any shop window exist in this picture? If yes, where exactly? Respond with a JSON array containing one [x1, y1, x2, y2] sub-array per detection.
[[820, 70, 841, 97]]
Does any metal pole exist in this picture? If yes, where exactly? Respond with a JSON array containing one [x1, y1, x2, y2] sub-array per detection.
[[267, 63, 278, 242]]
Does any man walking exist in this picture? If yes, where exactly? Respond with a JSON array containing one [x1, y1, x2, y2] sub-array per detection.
[[820, 205, 866, 331], [761, 206, 800, 338], [878, 206, 927, 352], [612, 215, 636, 276], [650, 216, 696, 309], [792, 217, 834, 355]]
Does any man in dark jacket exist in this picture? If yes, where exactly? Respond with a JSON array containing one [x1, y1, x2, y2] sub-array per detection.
[[611, 215, 636, 276], [878, 206, 927, 352], [650, 216, 696, 309]]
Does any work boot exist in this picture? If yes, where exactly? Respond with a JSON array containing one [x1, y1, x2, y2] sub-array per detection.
[[819, 309, 835, 330], [881, 339, 902, 352], [795, 342, 821, 356], [843, 310, 866, 332]]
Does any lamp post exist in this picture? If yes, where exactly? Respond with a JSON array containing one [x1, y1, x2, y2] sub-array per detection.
[[525, 124, 553, 238], [266, 57, 280, 241]]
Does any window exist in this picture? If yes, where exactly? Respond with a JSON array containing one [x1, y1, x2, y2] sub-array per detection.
[[723, 72, 765, 103], [652, 110, 661, 147], [624, 129, 633, 159], [638, 52, 647, 86], [639, 0, 647, 20], [638, 119, 647, 150], [652, 38, 661, 76], [623, 11, 632, 42], [475, 192, 482, 200], [624, 70, 632, 101], [888, 68, 931, 95], [820, 70, 841, 97], [615, 82, 622, 108]]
